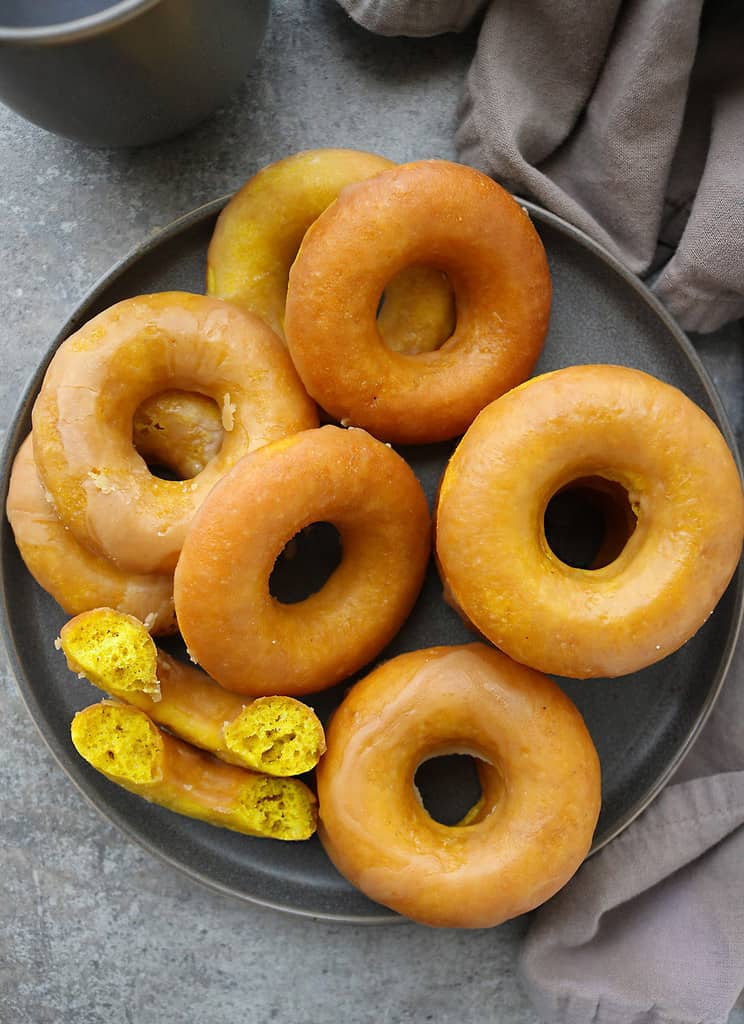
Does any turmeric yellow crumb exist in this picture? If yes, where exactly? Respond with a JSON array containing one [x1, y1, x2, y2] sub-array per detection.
[[70, 701, 317, 841], [223, 696, 326, 776], [71, 702, 162, 785], [58, 608, 160, 697], [235, 774, 317, 840]]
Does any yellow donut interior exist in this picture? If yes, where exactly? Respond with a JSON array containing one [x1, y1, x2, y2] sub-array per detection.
[[234, 774, 319, 840], [71, 702, 162, 785], [71, 702, 318, 840], [58, 607, 159, 697], [223, 696, 326, 776]]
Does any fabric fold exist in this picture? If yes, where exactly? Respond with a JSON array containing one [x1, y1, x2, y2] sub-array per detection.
[[335, 0, 744, 333], [518, 639, 744, 1024], [337, 0, 486, 37], [519, 779, 744, 1024]]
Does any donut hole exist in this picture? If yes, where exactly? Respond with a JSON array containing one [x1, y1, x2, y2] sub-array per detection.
[[132, 390, 224, 481], [544, 476, 637, 570], [376, 264, 456, 354], [269, 522, 343, 604], [413, 753, 484, 826]]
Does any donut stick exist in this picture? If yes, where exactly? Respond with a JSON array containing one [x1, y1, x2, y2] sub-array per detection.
[[6, 436, 176, 634], [58, 608, 326, 776], [207, 148, 455, 354], [133, 389, 224, 479], [71, 702, 317, 841]]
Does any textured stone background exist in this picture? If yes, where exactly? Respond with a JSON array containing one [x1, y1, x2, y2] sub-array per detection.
[[0, 3, 742, 1023]]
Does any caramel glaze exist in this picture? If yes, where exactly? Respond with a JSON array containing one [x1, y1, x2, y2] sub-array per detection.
[[174, 425, 431, 696], [6, 436, 175, 633], [32, 292, 317, 575], [284, 159, 551, 444], [436, 365, 744, 678], [316, 644, 601, 928], [207, 147, 454, 353]]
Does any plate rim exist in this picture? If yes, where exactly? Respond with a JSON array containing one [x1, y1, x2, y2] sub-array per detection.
[[1, 193, 742, 922]]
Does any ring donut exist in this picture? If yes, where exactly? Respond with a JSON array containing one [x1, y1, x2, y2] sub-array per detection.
[[207, 148, 455, 354], [32, 292, 317, 575], [6, 436, 176, 633], [435, 365, 744, 678], [174, 425, 431, 696], [316, 644, 601, 928], [284, 159, 551, 444]]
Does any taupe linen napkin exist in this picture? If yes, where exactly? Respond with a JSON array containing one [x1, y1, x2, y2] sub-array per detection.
[[519, 641, 744, 1024], [340, 0, 744, 333], [337, 3, 744, 1021]]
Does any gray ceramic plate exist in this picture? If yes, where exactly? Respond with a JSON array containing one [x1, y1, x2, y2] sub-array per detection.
[[2, 197, 742, 923]]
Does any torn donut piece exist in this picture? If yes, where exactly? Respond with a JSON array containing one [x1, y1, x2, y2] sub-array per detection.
[[58, 608, 326, 776], [71, 702, 317, 841]]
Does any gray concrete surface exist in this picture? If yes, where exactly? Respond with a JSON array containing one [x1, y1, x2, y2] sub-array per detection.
[[0, 3, 742, 1023]]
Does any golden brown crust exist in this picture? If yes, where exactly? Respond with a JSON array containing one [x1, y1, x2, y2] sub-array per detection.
[[32, 292, 317, 575], [6, 437, 176, 633], [316, 644, 601, 927], [206, 147, 454, 353], [174, 425, 431, 696], [435, 365, 744, 678], [284, 160, 551, 443]]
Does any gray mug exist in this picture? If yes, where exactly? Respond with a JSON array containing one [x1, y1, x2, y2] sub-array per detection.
[[0, 0, 270, 147]]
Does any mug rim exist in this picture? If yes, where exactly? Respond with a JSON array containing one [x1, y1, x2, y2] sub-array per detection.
[[0, 0, 162, 45]]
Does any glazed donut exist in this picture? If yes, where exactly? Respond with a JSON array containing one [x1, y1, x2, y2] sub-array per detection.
[[71, 702, 317, 840], [316, 644, 601, 928], [58, 607, 326, 777], [32, 292, 317, 575], [133, 389, 224, 479], [174, 425, 431, 696], [284, 160, 551, 444], [207, 148, 454, 354], [436, 365, 744, 678], [6, 436, 176, 633]]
